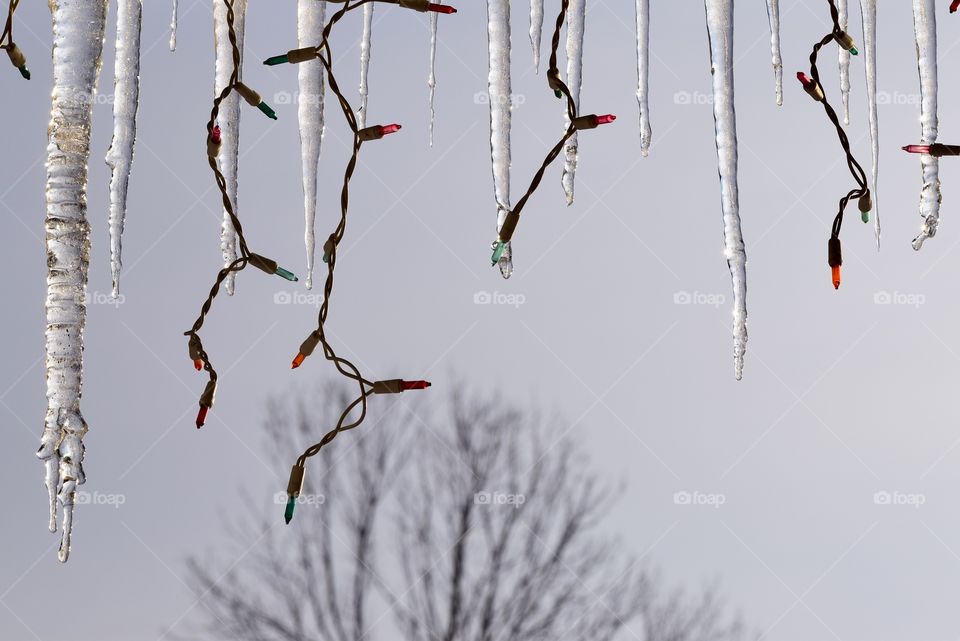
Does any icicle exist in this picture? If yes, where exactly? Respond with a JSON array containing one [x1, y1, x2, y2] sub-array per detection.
[[529, 0, 543, 72], [764, 0, 782, 106], [636, 0, 651, 156], [213, 0, 247, 295], [358, 3, 373, 129], [486, 0, 512, 279], [560, 0, 585, 206], [704, 0, 747, 380], [105, 0, 142, 299], [910, 0, 940, 250], [838, 0, 850, 124], [169, 0, 178, 52], [428, 11, 437, 147], [860, 0, 880, 247], [40, 0, 108, 563], [298, 0, 326, 290]]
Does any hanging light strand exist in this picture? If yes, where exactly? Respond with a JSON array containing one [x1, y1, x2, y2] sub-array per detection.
[[1, 0, 29, 79]]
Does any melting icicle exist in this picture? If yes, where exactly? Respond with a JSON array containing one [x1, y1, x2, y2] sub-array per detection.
[[636, 0, 651, 156], [560, 0, 585, 206], [860, 0, 880, 246], [838, 0, 850, 124], [704, 0, 747, 380], [486, 0, 512, 278], [358, 3, 373, 129], [299, 0, 326, 290], [428, 11, 437, 147], [910, 0, 940, 250], [40, 0, 108, 563], [170, 0, 178, 51], [764, 0, 782, 106], [105, 0, 142, 299], [529, 0, 543, 72], [213, 0, 247, 295]]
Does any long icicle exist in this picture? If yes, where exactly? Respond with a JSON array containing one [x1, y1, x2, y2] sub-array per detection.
[[299, 0, 326, 290], [704, 0, 747, 380], [486, 0, 512, 278], [838, 0, 850, 124], [636, 0, 651, 155], [910, 0, 940, 250], [39, 0, 109, 563], [213, 0, 247, 295], [560, 0, 585, 205], [428, 9, 437, 147], [170, 0, 178, 52], [358, 2, 373, 129], [764, 0, 782, 106], [860, 0, 880, 247], [529, 0, 544, 72], [105, 0, 143, 299]]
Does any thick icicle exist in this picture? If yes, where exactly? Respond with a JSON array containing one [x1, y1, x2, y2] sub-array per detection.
[[838, 0, 850, 124], [764, 0, 782, 106], [213, 0, 247, 295], [39, 0, 108, 563], [358, 3, 373, 129], [910, 0, 940, 250], [860, 0, 880, 246], [704, 0, 747, 380], [428, 11, 437, 147], [299, 0, 326, 290], [529, 0, 544, 72], [105, 0, 142, 299], [170, 0, 178, 51], [560, 0, 585, 206], [636, 0, 651, 156], [486, 0, 513, 278]]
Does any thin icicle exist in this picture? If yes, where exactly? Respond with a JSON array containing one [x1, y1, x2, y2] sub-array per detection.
[[529, 0, 544, 72], [636, 0, 651, 156], [910, 0, 940, 250], [40, 0, 108, 563], [105, 0, 142, 299], [704, 0, 747, 380], [428, 11, 437, 147], [213, 0, 247, 295], [299, 0, 326, 290], [860, 0, 880, 247], [764, 0, 782, 106], [358, 3, 373, 129], [169, 0, 178, 51], [486, 0, 512, 278], [838, 0, 850, 124], [560, 0, 585, 206]]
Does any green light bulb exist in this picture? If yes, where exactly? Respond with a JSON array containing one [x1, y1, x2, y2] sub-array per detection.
[[491, 241, 507, 266], [284, 496, 296, 524], [257, 102, 278, 120], [849, 46, 859, 56], [275, 266, 298, 282], [18, 65, 29, 80], [554, 89, 563, 99], [861, 210, 870, 223], [264, 54, 289, 66]]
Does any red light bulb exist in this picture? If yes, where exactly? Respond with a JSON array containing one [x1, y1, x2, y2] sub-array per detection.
[[593, 114, 616, 126], [796, 72, 813, 87], [210, 125, 221, 144], [401, 380, 431, 391], [379, 124, 402, 136], [427, 3, 456, 13], [196, 406, 208, 429], [903, 144, 931, 154], [951, 0, 959, 13], [193, 359, 203, 371]]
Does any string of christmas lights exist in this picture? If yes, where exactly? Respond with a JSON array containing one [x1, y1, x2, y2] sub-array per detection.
[[262, 0, 452, 524], [183, 0, 288, 430], [903, 144, 960, 157], [796, 0, 871, 290], [489, 0, 615, 267], [1, 0, 29, 79]]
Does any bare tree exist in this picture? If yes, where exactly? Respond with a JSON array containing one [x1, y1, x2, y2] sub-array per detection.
[[181, 381, 747, 641]]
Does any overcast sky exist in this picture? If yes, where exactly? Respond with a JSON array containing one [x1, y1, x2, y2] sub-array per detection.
[[2, 0, 960, 639]]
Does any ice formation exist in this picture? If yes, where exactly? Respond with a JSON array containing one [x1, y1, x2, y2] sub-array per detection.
[[636, 0, 651, 156], [486, 0, 513, 279], [105, 0, 142, 298], [860, 0, 880, 246], [170, 0, 178, 52], [910, 0, 940, 250], [560, 0, 585, 205], [704, 0, 747, 380], [299, 0, 327, 290], [39, 0, 109, 563], [529, 0, 544, 72], [838, 0, 850, 124], [358, 3, 373, 129], [428, 11, 438, 147], [764, 0, 782, 106]]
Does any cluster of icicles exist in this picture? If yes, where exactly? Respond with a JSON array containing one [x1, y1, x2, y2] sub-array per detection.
[[35, 0, 948, 560]]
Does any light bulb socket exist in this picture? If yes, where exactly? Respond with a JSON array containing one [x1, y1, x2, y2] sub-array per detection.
[[858, 192, 872, 214], [834, 31, 858, 55], [828, 237, 842, 268], [199, 379, 218, 409]]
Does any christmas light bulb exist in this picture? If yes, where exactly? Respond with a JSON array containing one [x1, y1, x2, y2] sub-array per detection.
[[207, 125, 222, 157], [858, 192, 872, 224], [285, 465, 305, 524], [292, 331, 321, 369], [572, 114, 617, 130], [401, 380, 432, 390], [275, 266, 298, 281], [427, 3, 457, 13], [903, 143, 960, 157], [263, 47, 319, 66], [196, 405, 208, 429], [196, 379, 217, 429], [834, 31, 858, 55], [491, 240, 507, 266], [284, 496, 297, 524], [547, 69, 563, 99], [358, 123, 402, 142], [951, 0, 959, 13], [828, 237, 842, 290], [902, 144, 931, 155], [248, 253, 298, 282], [6, 43, 29, 80], [397, 0, 458, 13], [234, 82, 278, 120], [371, 379, 433, 394], [796, 72, 824, 101]]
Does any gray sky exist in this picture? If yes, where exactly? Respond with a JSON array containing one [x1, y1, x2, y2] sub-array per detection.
[[2, 0, 960, 639]]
